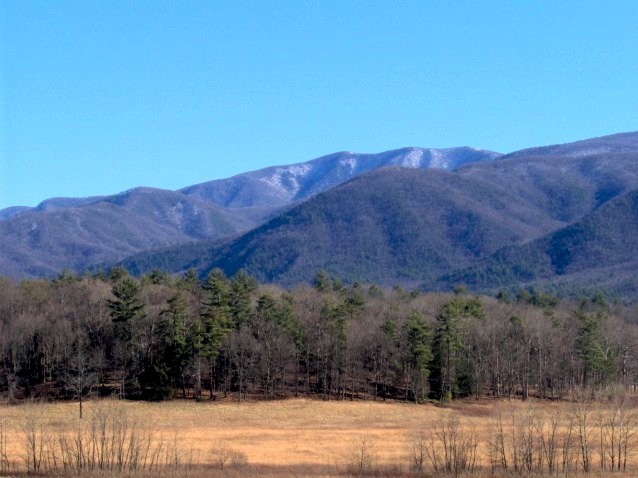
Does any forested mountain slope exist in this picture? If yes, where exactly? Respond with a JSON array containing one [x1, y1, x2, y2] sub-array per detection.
[[0, 147, 497, 278], [194, 167, 557, 284], [119, 150, 638, 291], [433, 188, 638, 297], [0, 188, 255, 277], [502, 131, 638, 159], [4, 131, 638, 289], [460, 152, 638, 222], [179, 146, 499, 208]]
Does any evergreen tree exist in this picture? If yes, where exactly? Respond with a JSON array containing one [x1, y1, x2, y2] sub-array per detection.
[[253, 293, 280, 398], [574, 309, 614, 388], [404, 312, 432, 402], [178, 268, 201, 294], [314, 270, 331, 292], [188, 318, 205, 398], [430, 297, 484, 400], [200, 269, 232, 397], [107, 276, 145, 398], [229, 270, 257, 329], [150, 292, 189, 399], [108, 277, 145, 328]]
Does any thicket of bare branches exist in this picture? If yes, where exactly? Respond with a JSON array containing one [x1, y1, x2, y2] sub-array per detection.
[[410, 415, 478, 474], [409, 394, 638, 475], [0, 401, 196, 475]]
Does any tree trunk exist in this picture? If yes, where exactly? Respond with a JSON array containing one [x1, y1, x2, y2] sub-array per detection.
[[214, 359, 215, 400]]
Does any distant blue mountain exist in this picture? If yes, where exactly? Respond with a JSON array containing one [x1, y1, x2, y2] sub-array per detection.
[[179, 146, 500, 207], [118, 132, 638, 299], [0, 146, 498, 278]]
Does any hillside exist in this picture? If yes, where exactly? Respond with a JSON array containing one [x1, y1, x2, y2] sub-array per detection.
[[461, 152, 638, 222], [502, 131, 638, 159], [179, 146, 500, 208], [0, 146, 497, 279], [133, 167, 566, 284], [4, 131, 638, 290], [0, 188, 258, 277], [433, 188, 638, 297], [118, 150, 638, 290]]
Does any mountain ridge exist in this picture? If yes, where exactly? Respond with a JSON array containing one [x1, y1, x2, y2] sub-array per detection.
[[4, 131, 638, 296], [502, 131, 638, 160], [0, 145, 498, 278], [178, 146, 500, 208], [118, 149, 638, 289], [430, 187, 638, 296]]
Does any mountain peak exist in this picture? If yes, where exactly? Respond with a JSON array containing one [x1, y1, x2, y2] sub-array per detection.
[[10, 132, 638, 292], [180, 146, 500, 208]]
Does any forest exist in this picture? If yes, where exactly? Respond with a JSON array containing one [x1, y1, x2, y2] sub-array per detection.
[[0, 267, 636, 407]]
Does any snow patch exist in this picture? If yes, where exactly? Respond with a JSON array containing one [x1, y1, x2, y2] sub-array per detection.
[[259, 164, 312, 197], [339, 157, 358, 170], [167, 201, 185, 228], [573, 147, 613, 157], [402, 149, 425, 168], [429, 149, 449, 169]]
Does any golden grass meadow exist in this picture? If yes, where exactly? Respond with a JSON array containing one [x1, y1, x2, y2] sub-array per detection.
[[2, 395, 638, 476]]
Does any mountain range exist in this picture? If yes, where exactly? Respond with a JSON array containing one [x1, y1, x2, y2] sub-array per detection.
[[3, 132, 638, 299], [0, 146, 497, 277]]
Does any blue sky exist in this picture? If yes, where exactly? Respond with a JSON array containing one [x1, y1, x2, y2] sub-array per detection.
[[1, 1, 637, 209]]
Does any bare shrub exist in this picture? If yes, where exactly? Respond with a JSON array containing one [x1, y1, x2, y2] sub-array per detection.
[[210, 446, 248, 469], [487, 412, 508, 471], [423, 415, 478, 474], [490, 405, 570, 475], [16, 400, 193, 475], [536, 409, 561, 473], [229, 448, 248, 468], [572, 401, 594, 472], [597, 393, 637, 472], [0, 415, 10, 473], [409, 431, 427, 473], [21, 403, 54, 473], [509, 407, 542, 473], [55, 406, 155, 473], [349, 435, 375, 475], [561, 411, 578, 473]]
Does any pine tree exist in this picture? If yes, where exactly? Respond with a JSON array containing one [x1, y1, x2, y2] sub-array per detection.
[[200, 269, 232, 398], [107, 276, 145, 398], [574, 309, 614, 388], [152, 292, 189, 399], [229, 270, 257, 329], [405, 312, 432, 403], [430, 297, 484, 400]]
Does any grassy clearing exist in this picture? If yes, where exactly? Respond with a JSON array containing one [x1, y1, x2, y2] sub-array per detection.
[[1, 396, 638, 476]]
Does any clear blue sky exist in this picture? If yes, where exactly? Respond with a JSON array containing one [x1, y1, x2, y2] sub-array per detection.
[[1, 1, 637, 210]]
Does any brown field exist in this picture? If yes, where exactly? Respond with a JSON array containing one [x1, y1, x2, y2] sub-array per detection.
[[2, 396, 638, 476]]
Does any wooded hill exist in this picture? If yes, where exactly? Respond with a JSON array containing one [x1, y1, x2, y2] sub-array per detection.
[[3, 132, 638, 299], [121, 149, 638, 299], [1, 269, 636, 403], [434, 188, 638, 297], [0, 147, 496, 278]]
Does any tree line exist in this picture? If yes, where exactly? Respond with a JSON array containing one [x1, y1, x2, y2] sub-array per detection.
[[0, 268, 637, 404]]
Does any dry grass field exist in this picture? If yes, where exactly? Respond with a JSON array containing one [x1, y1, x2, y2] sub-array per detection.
[[2, 396, 638, 476]]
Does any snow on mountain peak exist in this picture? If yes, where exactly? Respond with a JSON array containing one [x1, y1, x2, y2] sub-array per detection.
[[259, 163, 313, 197], [401, 148, 425, 168], [177, 145, 499, 209], [429, 149, 448, 169], [339, 157, 358, 170]]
